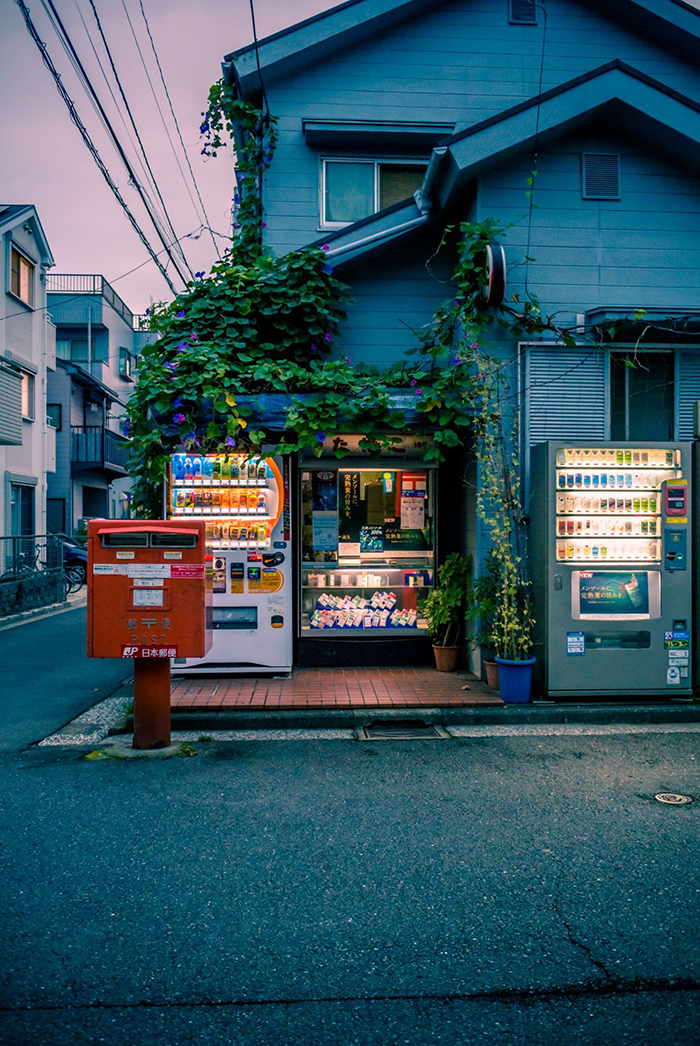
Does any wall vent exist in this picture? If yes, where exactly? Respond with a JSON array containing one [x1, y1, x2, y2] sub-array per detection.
[[582, 153, 621, 200], [509, 0, 537, 24]]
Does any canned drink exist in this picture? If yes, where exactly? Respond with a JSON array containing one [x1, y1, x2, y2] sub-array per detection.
[[592, 546, 599, 558], [567, 520, 574, 535], [633, 451, 640, 466], [567, 474, 574, 488], [625, 450, 632, 465], [566, 544, 574, 559], [649, 496, 657, 512], [641, 521, 648, 535], [576, 521, 582, 535], [641, 451, 648, 466], [601, 473, 607, 487], [557, 543, 566, 560], [575, 474, 582, 487], [566, 496, 575, 512], [558, 473, 566, 488], [592, 473, 599, 487], [616, 474, 624, 487], [625, 498, 633, 512], [600, 545, 607, 557], [625, 521, 632, 535], [583, 473, 591, 487], [633, 498, 640, 512], [601, 498, 608, 512], [558, 520, 566, 536], [616, 450, 624, 464], [583, 545, 591, 558], [625, 474, 632, 487]]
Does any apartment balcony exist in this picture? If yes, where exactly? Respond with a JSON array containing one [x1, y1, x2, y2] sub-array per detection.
[[71, 426, 129, 477], [46, 274, 135, 329]]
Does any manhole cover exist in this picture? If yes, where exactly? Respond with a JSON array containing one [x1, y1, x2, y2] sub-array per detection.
[[361, 720, 448, 741], [654, 793, 692, 805]]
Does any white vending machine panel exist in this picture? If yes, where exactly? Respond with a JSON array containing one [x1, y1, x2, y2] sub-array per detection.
[[166, 453, 292, 673]]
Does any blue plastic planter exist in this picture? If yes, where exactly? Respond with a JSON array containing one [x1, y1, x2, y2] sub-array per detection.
[[494, 655, 536, 704]]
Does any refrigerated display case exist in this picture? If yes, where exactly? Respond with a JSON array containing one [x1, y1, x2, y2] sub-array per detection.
[[300, 466, 436, 635], [531, 442, 692, 697], [165, 452, 292, 673]]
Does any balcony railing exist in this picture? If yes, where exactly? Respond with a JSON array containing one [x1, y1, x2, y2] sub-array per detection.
[[46, 274, 134, 329], [71, 425, 129, 474]]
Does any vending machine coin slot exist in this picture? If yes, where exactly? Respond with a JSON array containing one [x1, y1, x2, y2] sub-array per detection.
[[664, 529, 687, 570]]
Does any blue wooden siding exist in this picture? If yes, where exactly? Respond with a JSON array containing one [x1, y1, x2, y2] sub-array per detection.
[[333, 235, 455, 366], [263, 0, 700, 254], [478, 128, 700, 320]]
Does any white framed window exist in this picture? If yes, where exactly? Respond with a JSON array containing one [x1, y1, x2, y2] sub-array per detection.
[[20, 371, 34, 421], [119, 347, 134, 381], [10, 246, 35, 307], [321, 159, 427, 228]]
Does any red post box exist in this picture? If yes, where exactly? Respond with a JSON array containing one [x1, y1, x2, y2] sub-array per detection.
[[87, 520, 212, 748]]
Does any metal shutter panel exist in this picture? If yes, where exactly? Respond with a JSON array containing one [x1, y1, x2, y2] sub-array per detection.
[[525, 345, 608, 447], [509, 0, 537, 24], [677, 349, 700, 440], [0, 358, 22, 446]]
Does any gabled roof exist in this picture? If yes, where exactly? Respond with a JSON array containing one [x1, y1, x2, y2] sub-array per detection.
[[225, 0, 700, 97], [318, 60, 700, 264], [0, 204, 55, 267]]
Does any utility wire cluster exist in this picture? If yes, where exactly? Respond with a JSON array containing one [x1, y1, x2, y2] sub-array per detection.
[[13, 0, 225, 297]]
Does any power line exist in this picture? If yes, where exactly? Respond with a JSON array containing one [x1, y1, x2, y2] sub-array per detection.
[[132, 0, 222, 261], [69, 0, 178, 245], [248, 0, 270, 116], [14, 0, 178, 295], [37, 0, 189, 290], [84, 0, 193, 281]]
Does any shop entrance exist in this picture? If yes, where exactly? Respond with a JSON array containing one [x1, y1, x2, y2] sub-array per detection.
[[297, 453, 450, 666]]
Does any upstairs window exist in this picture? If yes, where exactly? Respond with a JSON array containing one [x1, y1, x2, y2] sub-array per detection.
[[119, 347, 135, 381], [20, 371, 34, 421], [322, 159, 426, 227], [10, 247, 34, 306]]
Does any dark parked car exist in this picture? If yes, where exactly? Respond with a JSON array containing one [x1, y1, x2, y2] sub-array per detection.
[[61, 538, 87, 584]]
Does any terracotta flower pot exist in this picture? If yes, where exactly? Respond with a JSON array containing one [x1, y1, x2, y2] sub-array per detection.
[[484, 659, 500, 690], [433, 644, 460, 672]]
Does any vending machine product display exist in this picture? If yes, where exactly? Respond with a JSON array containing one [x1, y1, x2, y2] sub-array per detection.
[[165, 452, 292, 673], [530, 441, 692, 697]]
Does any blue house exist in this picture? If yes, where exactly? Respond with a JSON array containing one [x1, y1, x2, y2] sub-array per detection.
[[225, 0, 700, 669]]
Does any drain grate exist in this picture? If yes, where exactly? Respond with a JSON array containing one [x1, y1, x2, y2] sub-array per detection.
[[655, 793, 692, 805], [361, 720, 448, 741]]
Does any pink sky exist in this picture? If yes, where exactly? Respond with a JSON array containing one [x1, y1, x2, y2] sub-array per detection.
[[1, 0, 336, 312]]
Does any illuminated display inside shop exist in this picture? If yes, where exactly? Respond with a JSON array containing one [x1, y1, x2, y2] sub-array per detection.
[[300, 468, 435, 633], [554, 447, 682, 564]]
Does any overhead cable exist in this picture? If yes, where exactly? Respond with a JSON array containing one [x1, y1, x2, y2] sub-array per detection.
[[132, 0, 222, 261], [13, 0, 178, 295], [38, 0, 190, 289], [84, 0, 193, 280]]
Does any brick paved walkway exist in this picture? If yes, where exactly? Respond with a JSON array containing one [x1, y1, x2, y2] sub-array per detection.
[[170, 667, 503, 710]]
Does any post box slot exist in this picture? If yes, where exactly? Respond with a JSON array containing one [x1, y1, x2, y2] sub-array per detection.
[[150, 532, 198, 548], [101, 531, 150, 548]]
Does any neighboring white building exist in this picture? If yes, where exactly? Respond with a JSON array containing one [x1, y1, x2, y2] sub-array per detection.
[[46, 275, 155, 533], [0, 205, 56, 537]]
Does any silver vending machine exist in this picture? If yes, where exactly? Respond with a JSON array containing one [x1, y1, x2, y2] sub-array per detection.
[[530, 441, 692, 698]]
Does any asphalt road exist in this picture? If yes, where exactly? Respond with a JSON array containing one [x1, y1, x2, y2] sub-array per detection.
[[0, 606, 128, 751], [1, 728, 699, 1044]]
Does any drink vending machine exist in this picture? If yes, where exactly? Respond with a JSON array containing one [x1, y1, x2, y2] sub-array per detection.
[[530, 441, 692, 698], [165, 452, 292, 673]]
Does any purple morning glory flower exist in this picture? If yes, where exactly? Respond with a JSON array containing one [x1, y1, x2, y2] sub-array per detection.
[[324, 265, 333, 275], [310, 344, 318, 352], [261, 222, 266, 228], [344, 356, 352, 365], [190, 334, 197, 341], [410, 379, 417, 387], [173, 398, 183, 408], [415, 388, 422, 396], [195, 271, 205, 279], [233, 193, 240, 206], [201, 148, 208, 156], [145, 307, 151, 315], [194, 438, 201, 447], [175, 346, 186, 354], [169, 376, 177, 382], [173, 412, 186, 423], [176, 310, 185, 318], [225, 436, 236, 447], [470, 341, 479, 351], [324, 333, 332, 343], [450, 357, 459, 366], [199, 122, 209, 134], [316, 432, 326, 443], [186, 431, 196, 441], [322, 244, 329, 252]]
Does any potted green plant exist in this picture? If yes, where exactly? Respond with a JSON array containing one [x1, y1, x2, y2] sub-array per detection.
[[420, 553, 472, 672], [491, 555, 535, 703]]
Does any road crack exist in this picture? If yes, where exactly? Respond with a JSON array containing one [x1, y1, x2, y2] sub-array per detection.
[[551, 889, 616, 984]]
